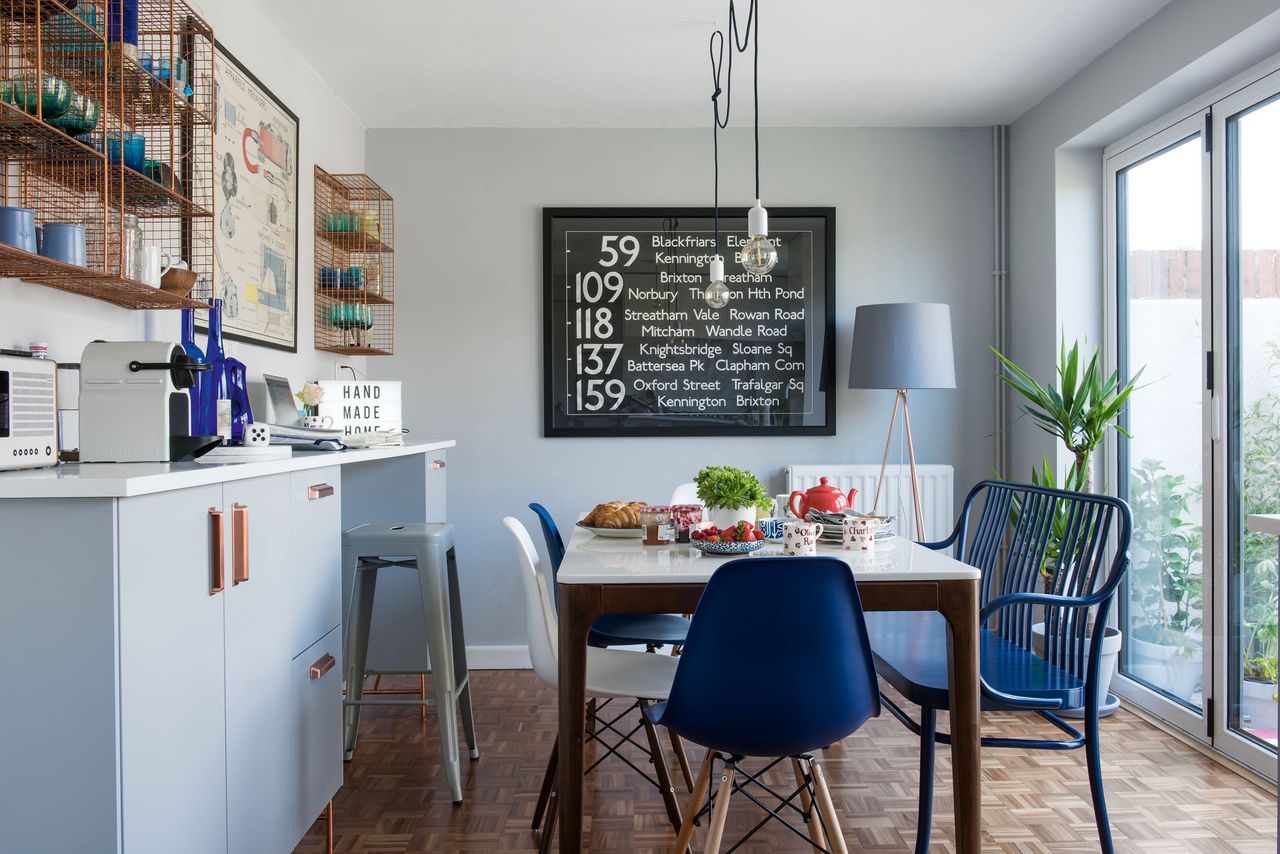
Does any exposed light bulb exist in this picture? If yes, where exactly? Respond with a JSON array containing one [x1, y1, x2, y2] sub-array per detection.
[[704, 254, 730, 308], [741, 198, 778, 275]]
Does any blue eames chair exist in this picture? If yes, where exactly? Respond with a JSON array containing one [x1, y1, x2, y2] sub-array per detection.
[[866, 480, 1133, 853], [646, 557, 882, 854], [529, 503, 691, 649]]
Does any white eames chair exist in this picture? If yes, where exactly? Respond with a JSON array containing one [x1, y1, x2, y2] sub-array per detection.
[[504, 517, 688, 853]]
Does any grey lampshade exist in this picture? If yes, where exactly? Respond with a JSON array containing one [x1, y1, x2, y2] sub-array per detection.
[[848, 302, 956, 390]]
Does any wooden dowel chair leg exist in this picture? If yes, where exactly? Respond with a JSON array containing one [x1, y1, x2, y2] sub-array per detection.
[[703, 759, 735, 854], [674, 748, 714, 854], [791, 757, 826, 853], [810, 759, 849, 854], [532, 737, 559, 830], [324, 799, 334, 854], [670, 730, 695, 792]]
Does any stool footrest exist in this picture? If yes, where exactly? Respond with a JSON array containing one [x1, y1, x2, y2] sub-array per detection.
[[346, 698, 440, 708]]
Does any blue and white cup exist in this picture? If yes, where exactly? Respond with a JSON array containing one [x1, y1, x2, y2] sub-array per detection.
[[757, 517, 785, 540]]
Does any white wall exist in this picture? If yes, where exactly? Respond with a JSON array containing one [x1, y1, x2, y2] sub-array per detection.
[[1007, 0, 1280, 479], [0, 0, 366, 385], [366, 126, 995, 647]]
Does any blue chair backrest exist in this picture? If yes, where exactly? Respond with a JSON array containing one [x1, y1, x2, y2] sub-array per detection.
[[659, 556, 881, 758], [528, 502, 565, 575], [945, 480, 1132, 682]]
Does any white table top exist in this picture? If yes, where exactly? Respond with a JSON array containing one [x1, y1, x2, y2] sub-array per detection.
[[557, 523, 981, 585], [0, 439, 455, 499], [1248, 514, 1280, 536]]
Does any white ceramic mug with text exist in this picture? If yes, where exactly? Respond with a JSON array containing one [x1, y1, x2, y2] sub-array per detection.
[[301, 415, 333, 429]]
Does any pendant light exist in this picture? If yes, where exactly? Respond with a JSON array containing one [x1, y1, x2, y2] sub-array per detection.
[[704, 0, 773, 309]]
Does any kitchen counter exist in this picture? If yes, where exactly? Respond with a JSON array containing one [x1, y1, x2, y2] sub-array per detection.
[[0, 439, 455, 498], [1247, 514, 1280, 536]]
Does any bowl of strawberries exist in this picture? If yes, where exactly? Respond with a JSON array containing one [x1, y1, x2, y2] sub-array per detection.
[[689, 520, 767, 554]]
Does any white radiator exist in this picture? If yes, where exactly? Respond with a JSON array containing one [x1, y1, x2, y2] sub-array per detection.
[[785, 464, 954, 542]]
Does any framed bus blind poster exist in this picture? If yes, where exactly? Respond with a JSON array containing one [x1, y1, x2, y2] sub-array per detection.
[[544, 207, 835, 437]]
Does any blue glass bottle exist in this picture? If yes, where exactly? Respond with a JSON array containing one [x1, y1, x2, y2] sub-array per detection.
[[203, 299, 231, 441], [179, 308, 208, 435]]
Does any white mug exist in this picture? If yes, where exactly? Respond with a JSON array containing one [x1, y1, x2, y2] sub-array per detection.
[[301, 415, 333, 429], [843, 517, 875, 552], [783, 522, 819, 556], [140, 245, 163, 287]]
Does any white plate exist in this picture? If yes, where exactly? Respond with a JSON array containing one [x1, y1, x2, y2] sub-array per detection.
[[575, 522, 644, 539]]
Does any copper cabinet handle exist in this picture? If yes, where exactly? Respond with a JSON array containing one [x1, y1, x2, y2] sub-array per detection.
[[309, 653, 337, 680], [209, 507, 225, 596], [232, 503, 249, 585], [431, 459, 446, 470], [307, 483, 335, 500]]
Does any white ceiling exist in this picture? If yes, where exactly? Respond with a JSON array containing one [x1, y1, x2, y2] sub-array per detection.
[[258, 0, 1172, 129]]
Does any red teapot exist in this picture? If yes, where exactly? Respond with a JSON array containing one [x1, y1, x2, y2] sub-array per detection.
[[789, 477, 858, 519]]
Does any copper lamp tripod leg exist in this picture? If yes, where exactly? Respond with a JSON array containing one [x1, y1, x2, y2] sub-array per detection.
[[873, 388, 928, 542], [871, 390, 903, 515]]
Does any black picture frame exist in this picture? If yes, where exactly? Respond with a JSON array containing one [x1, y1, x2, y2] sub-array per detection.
[[202, 39, 301, 353], [543, 206, 836, 437]]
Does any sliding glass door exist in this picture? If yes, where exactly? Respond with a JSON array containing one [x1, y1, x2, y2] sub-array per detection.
[[1109, 66, 1280, 777], [1216, 78, 1280, 770], [1111, 115, 1210, 738]]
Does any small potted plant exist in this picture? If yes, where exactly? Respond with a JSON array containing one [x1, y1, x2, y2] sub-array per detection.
[[693, 465, 773, 531], [1241, 586, 1278, 733]]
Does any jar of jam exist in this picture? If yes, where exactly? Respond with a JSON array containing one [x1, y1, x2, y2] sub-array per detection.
[[671, 504, 704, 543], [641, 505, 674, 546]]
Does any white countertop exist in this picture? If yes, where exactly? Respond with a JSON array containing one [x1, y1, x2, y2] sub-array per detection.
[[1248, 514, 1280, 536], [0, 439, 455, 499], [557, 524, 981, 585]]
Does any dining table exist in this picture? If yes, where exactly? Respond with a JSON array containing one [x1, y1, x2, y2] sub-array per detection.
[[555, 522, 984, 854]]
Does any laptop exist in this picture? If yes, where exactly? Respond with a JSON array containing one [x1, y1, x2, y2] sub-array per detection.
[[261, 374, 346, 447]]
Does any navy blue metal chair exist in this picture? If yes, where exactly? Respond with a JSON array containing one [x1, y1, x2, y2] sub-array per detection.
[[646, 557, 882, 854], [528, 503, 691, 649], [867, 480, 1133, 854]]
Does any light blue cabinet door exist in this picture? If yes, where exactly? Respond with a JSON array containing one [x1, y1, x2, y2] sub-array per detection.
[[224, 475, 295, 854], [290, 467, 343, 657], [118, 485, 228, 854], [292, 626, 343, 841]]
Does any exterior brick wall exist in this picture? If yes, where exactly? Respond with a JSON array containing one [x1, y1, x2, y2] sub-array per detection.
[[1128, 249, 1279, 298]]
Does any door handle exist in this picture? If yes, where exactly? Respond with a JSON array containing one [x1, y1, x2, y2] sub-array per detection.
[[307, 482, 335, 500], [431, 459, 446, 470], [209, 507, 224, 595], [232, 503, 249, 585], [309, 653, 337, 680]]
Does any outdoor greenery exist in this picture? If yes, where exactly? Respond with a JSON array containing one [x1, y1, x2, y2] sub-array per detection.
[[1129, 458, 1203, 652], [1241, 343, 1280, 684], [693, 465, 773, 513]]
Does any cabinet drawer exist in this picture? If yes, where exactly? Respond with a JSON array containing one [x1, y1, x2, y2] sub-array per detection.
[[291, 467, 343, 656], [293, 626, 343, 844]]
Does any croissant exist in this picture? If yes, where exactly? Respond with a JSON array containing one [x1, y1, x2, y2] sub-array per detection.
[[583, 501, 646, 528]]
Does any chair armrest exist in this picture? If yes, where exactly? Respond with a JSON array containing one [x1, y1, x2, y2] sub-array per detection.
[[979, 589, 1109, 622]]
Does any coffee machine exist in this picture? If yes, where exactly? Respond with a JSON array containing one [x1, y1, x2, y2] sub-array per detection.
[[79, 341, 220, 463]]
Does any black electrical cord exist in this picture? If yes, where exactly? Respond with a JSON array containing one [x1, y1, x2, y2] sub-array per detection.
[[708, 0, 762, 251]]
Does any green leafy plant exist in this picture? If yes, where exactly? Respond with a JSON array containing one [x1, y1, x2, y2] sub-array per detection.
[[992, 338, 1143, 491], [1128, 459, 1202, 652], [693, 465, 773, 512], [1239, 341, 1280, 684]]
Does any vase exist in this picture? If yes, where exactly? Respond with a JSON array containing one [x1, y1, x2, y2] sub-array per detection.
[[1032, 622, 1123, 717], [706, 505, 757, 530], [1241, 679, 1278, 734]]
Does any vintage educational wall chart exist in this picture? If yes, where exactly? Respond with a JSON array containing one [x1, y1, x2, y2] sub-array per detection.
[[210, 43, 299, 351]]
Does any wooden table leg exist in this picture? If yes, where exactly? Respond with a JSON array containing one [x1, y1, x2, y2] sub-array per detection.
[[939, 578, 981, 854], [558, 584, 602, 854]]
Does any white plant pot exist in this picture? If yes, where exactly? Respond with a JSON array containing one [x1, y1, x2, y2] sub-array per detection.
[[1128, 634, 1202, 701], [705, 505, 757, 530], [1241, 679, 1278, 733], [1032, 622, 1123, 716]]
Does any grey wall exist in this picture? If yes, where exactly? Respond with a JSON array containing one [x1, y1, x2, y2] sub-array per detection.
[[366, 127, 995, 648], [1007, 0, 1280, 479]]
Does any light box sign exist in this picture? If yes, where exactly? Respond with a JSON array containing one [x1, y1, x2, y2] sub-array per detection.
[[318, 381, 402, 435]]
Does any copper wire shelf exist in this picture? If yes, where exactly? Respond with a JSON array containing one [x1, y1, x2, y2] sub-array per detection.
[[0, 0, 216, 311], [314, 166, 395, 355]]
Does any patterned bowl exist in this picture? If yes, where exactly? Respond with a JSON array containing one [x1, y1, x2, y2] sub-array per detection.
[[690, 539, 766, 555]]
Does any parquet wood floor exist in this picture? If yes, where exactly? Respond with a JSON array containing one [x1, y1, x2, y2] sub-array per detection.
[[295, 670, 1276, 853]]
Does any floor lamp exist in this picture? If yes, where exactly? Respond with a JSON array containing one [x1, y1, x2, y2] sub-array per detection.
[[848, 303, 956, 541]]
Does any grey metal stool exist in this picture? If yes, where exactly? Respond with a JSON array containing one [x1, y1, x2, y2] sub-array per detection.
[[341, 522, 478, 803]]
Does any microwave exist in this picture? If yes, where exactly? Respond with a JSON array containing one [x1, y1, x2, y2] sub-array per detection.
[[0, 353, 58, 471]]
